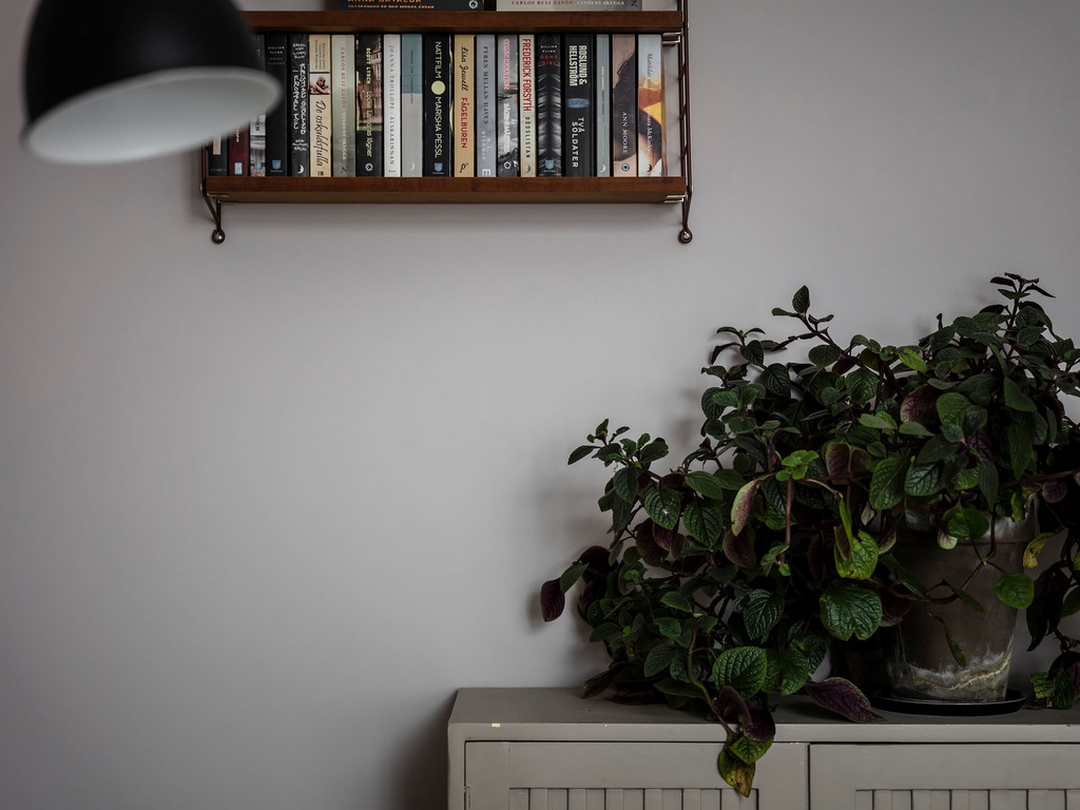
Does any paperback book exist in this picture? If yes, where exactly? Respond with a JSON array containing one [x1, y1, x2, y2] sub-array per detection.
[[332, 34, 357, 176], [496, 33, 520, 177], [594, 33, 611, 177], [383, 33, 402, 177], [475, 34, 496, 177], [309, 34, 333, 177], [495, 0, 640, 8], [562, 33, 593, 177], [423, 34, 452, 176], [535, 34, 562, 177], [401, 34, 424, 177], [229, 126, 249, 176], [205, 137, 227, 177], [611, 33, 636, 177], [637, 33, 664, 177], [454, 34, 475, 177], [334, 0, 485, 8], [356, 34, 384, 176], [518, 34, 536, 177], [288, 34, 310, 177], [265, 33, 289, 176], [249, 34, 267, 177]]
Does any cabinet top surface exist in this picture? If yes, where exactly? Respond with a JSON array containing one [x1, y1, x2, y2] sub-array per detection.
[[449, 687, 1080, 744]]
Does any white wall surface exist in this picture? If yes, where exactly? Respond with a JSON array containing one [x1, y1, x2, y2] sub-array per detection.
[[3, 1, 1080, 808]]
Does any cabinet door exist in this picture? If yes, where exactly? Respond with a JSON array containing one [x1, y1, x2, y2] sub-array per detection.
[[810, 744, 1080, 809], [464, 741, 807, 810]]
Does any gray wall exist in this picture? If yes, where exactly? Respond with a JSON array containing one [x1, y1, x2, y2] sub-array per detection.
[[3, 1, 1080, 808]]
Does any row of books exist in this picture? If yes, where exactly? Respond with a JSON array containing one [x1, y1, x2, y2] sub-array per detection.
[[333, 1, 643, 11], [205, 31, 665, 179]]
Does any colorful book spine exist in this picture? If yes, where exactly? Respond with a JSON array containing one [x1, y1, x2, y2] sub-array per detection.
[[563, 33, 594, 177], [309, 34, 333, 177], [496, 0, 639, 7], [249, 34, 267, 177], [205, 136, 227, 176], [356, 34, 384, 176], [454, 34, 475, 178], [518, 34, 536, 178], [594, 33, 611, 178], [332, 34, 357, 176], [229, 127, 249, 176], [496, 33, 520, 177], [637, 33, 664, 177], [401, 33, 423, 177], [288, 34, 310, 177], [611, 33, 637, 177], [264, 33, 289, 176], [383, 33, 402, 177], [475, 34, 496, 178], [423, 34, 452, 177], [535, 34, 562, 177]]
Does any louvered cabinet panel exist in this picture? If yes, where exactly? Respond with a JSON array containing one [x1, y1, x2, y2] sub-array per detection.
[[465, 742, 806, 810]]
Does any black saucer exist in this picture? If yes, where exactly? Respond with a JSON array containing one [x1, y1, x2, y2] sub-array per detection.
[[871, 689, 1027, 716]]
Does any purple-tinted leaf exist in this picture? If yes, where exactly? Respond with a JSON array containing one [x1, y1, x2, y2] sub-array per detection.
[[582, 664, 624, 699], [900, 385, 937, 424], [715, 685, 750, 726], [723, 529, 758, 569], [608, 684, 663, 705], [636, 520, 665, 566], [540, 579, 565, 622], [653, 524, 674, 552], [1043, 479, 1068, 504], [743, 705, 776, 742], [967, 429, 994, 462], [730, 479, 761, 536], [800, 677, 883, 723]]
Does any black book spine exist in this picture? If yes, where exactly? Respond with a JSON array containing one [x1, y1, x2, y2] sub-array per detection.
[[563, 34, 594, 177], [535, 34, 562, 177], [356, 34, 385, 176], [288, 34, 310, 177], [205, 137, 228, 176], [265, 34, 289, 176], [423, 34, 452, 176]]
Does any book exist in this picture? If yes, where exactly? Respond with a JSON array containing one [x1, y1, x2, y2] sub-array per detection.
[[611, 33, 636, 177], [264, 33, 289, 176], [205, 136, 227, 177], [356, 34, 384, 176], [288, 34, 310, 177], [453, 34, 475, 178], [423, 34, 452, 177], [518, 34, 536, 177], [496, 33, 520, 177], [401, 33, 423, 177], [563, 33, 594, 177], [383, 34, 402, 177], [594, 33, 611, 177], [535, 34, 562, 177], [249, 34, 267, 177], [637, 33, 664, 177], [496, 0, 640, 8], [229, 126, 249, 176], [332, 34, 357, 176], [309, 34, 333, 177], [475, 34, 496, 177], [335, 0, 485, 8]]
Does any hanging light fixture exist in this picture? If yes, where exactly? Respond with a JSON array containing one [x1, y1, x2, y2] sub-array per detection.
[[22, 0, 281, 165]]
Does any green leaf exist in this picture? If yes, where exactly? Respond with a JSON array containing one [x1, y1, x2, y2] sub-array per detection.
[[945, 506, 989, 541], [978, 462, 1000, 506], [714, 469, 746, 491], [730, 479, 761, 536], [712, 646, 769, 696], [612, 467, 639, 503], [728, 733, 773, 765], [740, 589, 785, 643], [819, 581, 883, 641], [661, 591, 694, 613], [638, 439, 670, 465], [936, 392, 972, 426], [792, 285, 810, 314], [656, 616, 683, 639], [916, 436, 959, 465], [558, 562, 588, 593], [869, 457, 908, 510], [1004, 377, 1038, 413], [993, 572, 1035, 609], [945, 624, 967, 667], [761, 363, 791, 397], [808, 345, 842, 368], [643, 487, 681, 530], [644, 644, 677, 677], [777, 648, 811, 696], [568, 444, 595, 464], [859, 413, 897, 432], [741, 341, 765, 366], [718, 748, 755, 798], [682, 499, 725, 548], [848, 368, 878, 405], [834, 531, 879, 580], [905, 463, 945, 498], [899, 421, 934, 437], [899, 346, 928, 373], [686, 470, 726, 500]]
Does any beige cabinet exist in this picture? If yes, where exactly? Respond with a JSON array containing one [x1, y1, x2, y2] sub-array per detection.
[[448, 688, 1080, 810]]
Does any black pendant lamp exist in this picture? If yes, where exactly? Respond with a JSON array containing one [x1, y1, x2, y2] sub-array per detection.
[[22, 0, 281, 164]]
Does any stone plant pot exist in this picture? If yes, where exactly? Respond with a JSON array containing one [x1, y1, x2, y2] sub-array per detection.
[[885, 509, 1033, 702]]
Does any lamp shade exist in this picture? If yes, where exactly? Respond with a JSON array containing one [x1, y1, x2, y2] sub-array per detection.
[[22, 0, 281, 164]]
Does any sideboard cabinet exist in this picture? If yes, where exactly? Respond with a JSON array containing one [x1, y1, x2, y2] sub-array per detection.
[[448, 688, 1080, 810]]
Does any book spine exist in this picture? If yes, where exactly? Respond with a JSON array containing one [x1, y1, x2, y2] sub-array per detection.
[[423, 34, 452, 176], [611, 33, 637, 177], [475, 34, 496, 178], [535, 34, 562, 177], [496, 0, 640, 8], [563, 33, 594, 177], [229, 127, 249, 176], [401, 33, 423, 177], [454, 34, 475, 178], [356, 34, 384, 176], [337, 0, 484, 8], [383, 33, 402, 177], [249, 34, 267, 177], [205, 136, 228, 177], [594, 33, 611, 178], [309, 34, 333, 177], [332, 34, 357, 176], [265, 33, 289, 176], [288, 34, 310, 177], [637, 33, 664, 177], [496, 33, 520, 177], [518, 34, 536, 178]]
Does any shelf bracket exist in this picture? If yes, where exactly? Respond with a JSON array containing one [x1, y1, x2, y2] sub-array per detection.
[[202, 184, 227, 245], [675, 0, 694, 244]]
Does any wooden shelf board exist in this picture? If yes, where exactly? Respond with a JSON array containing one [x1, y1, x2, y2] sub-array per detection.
[[244, 10, 684, 34]]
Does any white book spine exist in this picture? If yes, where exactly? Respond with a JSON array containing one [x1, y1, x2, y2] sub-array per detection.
[[331, 33, 356, 176], [595, 33, 611, 178], [519, 34, 536, 178], [401, 33, 424, 178], [309, 34, 333, 177], [383, 33, 402, 178], [476, 34, 496, 178]]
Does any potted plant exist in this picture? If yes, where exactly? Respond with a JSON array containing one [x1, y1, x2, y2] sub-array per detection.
[[542, 275, 1080, 796]]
